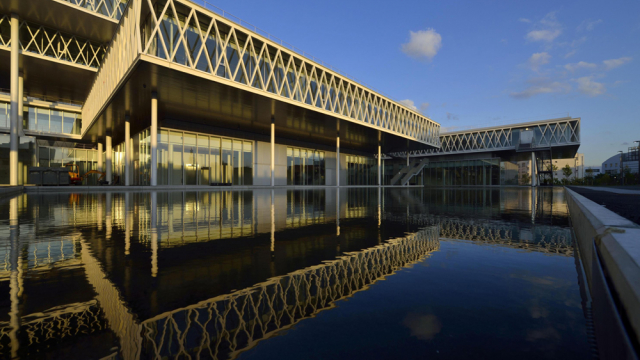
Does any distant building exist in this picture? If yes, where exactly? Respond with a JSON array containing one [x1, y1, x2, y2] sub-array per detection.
[[602, 147, 640, 175], [585, 166, 601, 176], [549, 153, 584, 181]]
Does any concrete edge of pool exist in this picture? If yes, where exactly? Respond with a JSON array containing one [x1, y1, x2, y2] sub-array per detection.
[[566, 187, 640, 360]]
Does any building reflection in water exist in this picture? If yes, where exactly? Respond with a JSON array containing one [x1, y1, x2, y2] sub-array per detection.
[[0, 187, 573, 359]]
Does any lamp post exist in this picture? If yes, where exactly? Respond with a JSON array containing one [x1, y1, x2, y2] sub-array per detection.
[[617, 151, 623, 186]]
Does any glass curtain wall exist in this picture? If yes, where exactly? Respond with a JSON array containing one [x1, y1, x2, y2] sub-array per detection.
[[346, 155, 377, 185], [36, 146, 100, 185], [155, 128, 253, 185], [16, 104, 82, 135], [423, 159, 501, 186], [286, 147, 325, 185]]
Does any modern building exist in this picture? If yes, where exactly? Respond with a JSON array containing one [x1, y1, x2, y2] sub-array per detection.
[[0, 0, 440, 187], [602, 147, 639, 175], [0, 0, 580, 188]]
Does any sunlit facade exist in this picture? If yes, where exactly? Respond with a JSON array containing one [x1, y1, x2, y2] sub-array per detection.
[[0, 0, 440, 187]]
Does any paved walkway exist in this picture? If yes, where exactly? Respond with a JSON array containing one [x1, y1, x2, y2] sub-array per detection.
[[569, 186, 640, 225]]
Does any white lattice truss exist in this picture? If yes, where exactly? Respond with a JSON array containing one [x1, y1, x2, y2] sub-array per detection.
[[389, 118, 580, 158], [0, 16, 105, 70], [137, 227, 439, 359], [82, 0, 441, 146], [383, 213, 573, 256], [59, 0, 127, 20]]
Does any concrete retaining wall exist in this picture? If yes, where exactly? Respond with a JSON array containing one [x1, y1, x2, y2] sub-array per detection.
[[566, 187, 640, 355]]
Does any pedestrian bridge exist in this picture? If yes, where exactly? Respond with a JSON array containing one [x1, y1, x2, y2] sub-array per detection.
[[390, 117, 580, 158]]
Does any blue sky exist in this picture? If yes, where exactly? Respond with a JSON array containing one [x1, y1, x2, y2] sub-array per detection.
[[210, 0, 640, 165]]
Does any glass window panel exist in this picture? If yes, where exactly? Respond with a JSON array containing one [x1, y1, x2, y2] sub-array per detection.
[[36, 108, 49, 132], [50, 110, 63, 133], [158, 129, 169, 185], [198, 135, 209, 185], [232, 139, 242, 185], [221, 139, 232, 184], [287, 147, 293, 185], [28, 107, 36, 130], [293, 148, 301, 185], [38, 147, 50, 167], [184, 133, 197, 185], [210, 137, 221, 183], [170, 131, 183, 185], [0, 103, 7, 128], [243, 141, 253, 185]]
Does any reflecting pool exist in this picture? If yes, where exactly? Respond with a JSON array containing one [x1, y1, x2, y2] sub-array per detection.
[[0, 188, 591, 359]]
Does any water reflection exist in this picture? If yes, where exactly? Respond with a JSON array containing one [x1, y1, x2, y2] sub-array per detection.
[[0, 187, 578, 359]]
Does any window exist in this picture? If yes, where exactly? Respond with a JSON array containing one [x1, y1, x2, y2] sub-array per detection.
[[286, 147, 325, 185]]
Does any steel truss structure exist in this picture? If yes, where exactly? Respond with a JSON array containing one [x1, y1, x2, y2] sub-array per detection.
[[383, 213, 573, 256], [389, 118, 580, 158], [82, 0, 440, 146], [0, 15, 105, 70], [137, 227, 440, 359], [60, 0, 127, 20]]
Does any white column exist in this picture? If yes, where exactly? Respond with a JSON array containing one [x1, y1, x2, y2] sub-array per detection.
[[271, 116, 275, 186], [150, 92, 158, 186], [124, 116, 131, 186], [336, 130, 340, 187], [97, 142, 104, 172], [531, 152, 537, 187], [9, 13, 19, 186], [18, 73, 23, 136], [378, 143, 382, 186], [105, 135, 112, 184]]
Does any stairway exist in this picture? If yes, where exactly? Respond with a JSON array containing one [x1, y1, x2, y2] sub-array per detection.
[[390, 158, 429, 185]]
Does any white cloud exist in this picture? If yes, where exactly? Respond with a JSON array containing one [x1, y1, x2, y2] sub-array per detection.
[[399, 99, 418, 111], [420, 102, 430, 112], [575, 77, 605, 96], [519, 18, 532, 23], [603, 57, 632, 70], [401, 29, 442, 60], [564, 61, 597, 72], [510, 78, 571, 99], [528, 52, 551, 71], [577, 19, 602, 32], [526, 12, 562, 43], [564, 50, 577, 59]]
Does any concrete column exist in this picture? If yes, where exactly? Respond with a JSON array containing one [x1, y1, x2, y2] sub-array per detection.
[[18, 73, 23, 136], [97, 142, 104, 172], [531, 152, 537, 187], [336, 131, 340, 187], [105, 135, 112, 184], [406, 153, 410, 167], [124, 116, 131, 186], [270, 116, 275, 186], [9, 13, 20, 186], [378, 143, 382, 186], [150, 92, 158, 186]]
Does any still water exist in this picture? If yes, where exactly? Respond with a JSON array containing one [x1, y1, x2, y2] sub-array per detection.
[[0, 188, 590, 359]]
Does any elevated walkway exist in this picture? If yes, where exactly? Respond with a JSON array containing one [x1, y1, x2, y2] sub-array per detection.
[[389, 158, 429, 185]]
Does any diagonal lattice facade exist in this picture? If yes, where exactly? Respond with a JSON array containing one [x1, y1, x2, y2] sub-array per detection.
[[59, 0, 128, 20], [0, 16, 105, 70], [82, 0, 441, 146], [137, 227, 439, 359], [389, 118, 579, 157]]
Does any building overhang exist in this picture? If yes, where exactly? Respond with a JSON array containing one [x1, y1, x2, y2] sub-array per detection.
[[0, 0, 119, 43], [83, 57, 437, 155], [0, 49, 97, 104]]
